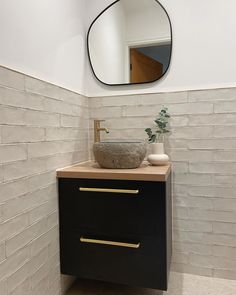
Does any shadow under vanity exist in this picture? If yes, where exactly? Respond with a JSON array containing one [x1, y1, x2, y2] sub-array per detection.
[[57, 162, 172, 291]]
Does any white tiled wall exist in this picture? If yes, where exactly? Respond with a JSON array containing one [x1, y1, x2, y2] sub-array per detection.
[[1, 65, 236, 295], [0, 66, 90, 295], [89, 89, 236, 280]]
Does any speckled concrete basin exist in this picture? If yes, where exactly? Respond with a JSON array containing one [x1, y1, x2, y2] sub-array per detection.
[[93, 141, 147, 169]]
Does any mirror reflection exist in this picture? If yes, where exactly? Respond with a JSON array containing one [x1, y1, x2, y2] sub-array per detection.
[[87, 0, 172, 86]]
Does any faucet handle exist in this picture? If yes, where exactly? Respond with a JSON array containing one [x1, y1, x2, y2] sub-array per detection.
[[94, 119, 105, 127]]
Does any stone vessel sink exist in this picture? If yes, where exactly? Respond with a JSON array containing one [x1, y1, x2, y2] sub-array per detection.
[[93, 141, 147, 169]]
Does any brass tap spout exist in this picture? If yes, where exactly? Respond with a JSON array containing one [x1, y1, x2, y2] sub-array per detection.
[[94, 120, 109, 143]]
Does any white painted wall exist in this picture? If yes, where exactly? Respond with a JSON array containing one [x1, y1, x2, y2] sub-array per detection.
[[1, 0, 236, 97], [89, 2, 127, 84], [85, 0, 236, 97], [0, 0, 86, 95]]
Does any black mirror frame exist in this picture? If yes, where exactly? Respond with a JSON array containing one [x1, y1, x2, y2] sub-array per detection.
[[87, 0, 173, 87]]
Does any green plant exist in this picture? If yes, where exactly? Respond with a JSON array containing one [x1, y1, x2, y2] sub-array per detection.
[[145, 107, 170, 143]]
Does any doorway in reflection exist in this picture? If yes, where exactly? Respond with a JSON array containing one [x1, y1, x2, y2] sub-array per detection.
[[129, 43, 171, 83]]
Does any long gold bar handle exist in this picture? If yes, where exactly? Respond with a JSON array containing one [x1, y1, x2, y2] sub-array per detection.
[[79, 187, 139, 194], [80, 237, 140, 249]]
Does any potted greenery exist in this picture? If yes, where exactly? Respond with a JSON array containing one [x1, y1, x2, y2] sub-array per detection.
[[145, 107, 170, 165]]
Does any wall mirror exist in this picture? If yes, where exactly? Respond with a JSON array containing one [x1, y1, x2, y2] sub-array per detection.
[[87, 0, 172, 86]]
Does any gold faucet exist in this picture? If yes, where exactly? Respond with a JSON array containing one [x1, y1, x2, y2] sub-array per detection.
[[94, 120, 109, 143]]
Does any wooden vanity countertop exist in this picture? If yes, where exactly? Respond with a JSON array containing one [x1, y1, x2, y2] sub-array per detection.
[[56, 161, 171, 182]]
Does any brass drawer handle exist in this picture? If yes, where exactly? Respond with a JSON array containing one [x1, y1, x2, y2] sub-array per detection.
[[80, 237, 140, 249], [79, 187, 139, 194]]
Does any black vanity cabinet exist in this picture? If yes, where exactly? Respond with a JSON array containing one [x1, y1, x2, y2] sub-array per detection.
[[58, 165, 172, 291]]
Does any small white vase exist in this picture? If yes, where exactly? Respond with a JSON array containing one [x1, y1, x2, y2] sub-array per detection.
[[147, 143, 169, 166]]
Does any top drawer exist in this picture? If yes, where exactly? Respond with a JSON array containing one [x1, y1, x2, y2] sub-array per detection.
[[58, 178, 168, 236]]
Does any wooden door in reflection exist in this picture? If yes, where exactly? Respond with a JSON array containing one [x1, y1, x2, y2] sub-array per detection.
[[130, 48, 163, 83]]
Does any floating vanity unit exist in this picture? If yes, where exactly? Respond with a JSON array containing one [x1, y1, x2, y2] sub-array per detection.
[[57, 162, 172, 290]]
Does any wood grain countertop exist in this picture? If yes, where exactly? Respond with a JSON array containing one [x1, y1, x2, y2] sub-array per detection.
[[56, 161, 171, 182]]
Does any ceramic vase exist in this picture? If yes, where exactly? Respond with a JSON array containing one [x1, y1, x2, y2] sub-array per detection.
[[147, 142, 169, 166]]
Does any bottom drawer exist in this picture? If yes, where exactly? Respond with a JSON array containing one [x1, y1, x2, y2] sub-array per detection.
[[60, 230, 168, 290]]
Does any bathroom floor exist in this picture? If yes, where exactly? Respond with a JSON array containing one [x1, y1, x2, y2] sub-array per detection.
[[66, 272, 236, 295]]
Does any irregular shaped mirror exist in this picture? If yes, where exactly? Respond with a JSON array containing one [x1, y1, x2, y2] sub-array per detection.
[[87, 0, 172, 86]]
